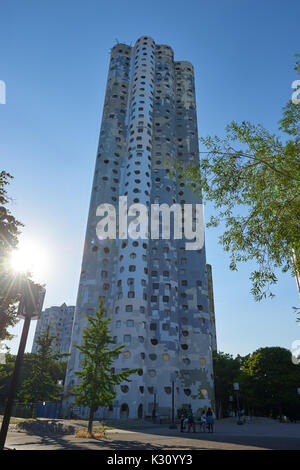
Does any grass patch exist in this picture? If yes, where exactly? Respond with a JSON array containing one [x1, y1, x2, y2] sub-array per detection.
[[71, 420, 114, 432], [11, 418, 34, 424], [94, 424, 114, 432], [0, 418, 34, 425]]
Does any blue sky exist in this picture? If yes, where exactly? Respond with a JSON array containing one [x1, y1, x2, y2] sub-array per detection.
[[1, 0, 300, 356]]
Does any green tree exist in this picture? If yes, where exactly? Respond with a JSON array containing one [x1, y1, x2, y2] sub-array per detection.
[[18, 327, 65, 416], [213, 351, 248, 418], [0, 353, 15, 405], [241, 347, 300, 420], [0, 171, 23, 343], [178, 55, 300, 303], [0, 352, 67, 407], [72, 299, 138, 434]]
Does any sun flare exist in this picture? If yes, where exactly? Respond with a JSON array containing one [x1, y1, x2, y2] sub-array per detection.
[[9, 239, 49, 281]]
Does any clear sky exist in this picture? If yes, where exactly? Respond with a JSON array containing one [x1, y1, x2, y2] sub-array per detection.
[[1, 0, 300, 356]]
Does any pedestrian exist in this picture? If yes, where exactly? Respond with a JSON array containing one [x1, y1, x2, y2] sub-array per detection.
[[179, 408, 186, 432], [206, 407, 214, 433], [200, 411, 206, 432], [187, 406, 196, 433]]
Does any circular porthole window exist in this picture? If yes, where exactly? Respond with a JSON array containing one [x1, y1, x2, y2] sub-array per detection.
[[183, 358, 191, 365]]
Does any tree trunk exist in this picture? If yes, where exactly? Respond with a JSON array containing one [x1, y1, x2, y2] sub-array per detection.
[[88, 406, 94, 434], [31, 403, 37, 419], [218, 400, 222, 419]]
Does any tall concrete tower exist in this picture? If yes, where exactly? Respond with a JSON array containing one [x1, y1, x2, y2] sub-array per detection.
[[64, 36, 216, 420], [32, 303, 75, 358]]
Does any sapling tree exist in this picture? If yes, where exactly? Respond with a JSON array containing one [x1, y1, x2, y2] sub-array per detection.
[[72, 299, 138, 434]]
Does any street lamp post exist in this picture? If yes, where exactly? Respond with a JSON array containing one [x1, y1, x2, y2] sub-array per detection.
[[233, 382, 243, 425], [0, 280, 45, 450], [169, 372, 177, 429], [152, 387, 157, 423], [55, 380, 64, 419], [229, 395, 233, 417]]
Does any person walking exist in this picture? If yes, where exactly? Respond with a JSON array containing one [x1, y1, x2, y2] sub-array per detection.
[[206, 407, 214, 433]]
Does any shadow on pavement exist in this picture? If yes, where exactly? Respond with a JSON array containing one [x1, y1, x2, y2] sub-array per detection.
[[10, 432, 300, 450], [105, 426, 300, 450]]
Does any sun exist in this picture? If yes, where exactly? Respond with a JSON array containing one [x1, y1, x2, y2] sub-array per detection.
[[10, 248, 34, 274], [9, 239, 48, 281]]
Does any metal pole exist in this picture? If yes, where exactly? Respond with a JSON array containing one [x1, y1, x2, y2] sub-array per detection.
[[172, 380, 174, 423], [292, 249, 300, 297], [0, 314, 31, 450], [153, 393, 156, 423], [236, 390, 242, 425], [169, 380, 177, 429]]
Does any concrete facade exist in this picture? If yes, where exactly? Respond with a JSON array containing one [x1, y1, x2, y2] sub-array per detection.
[[32, 303, 75, 357], [206, 264, 217, 352], [64, 36, 217, 420]]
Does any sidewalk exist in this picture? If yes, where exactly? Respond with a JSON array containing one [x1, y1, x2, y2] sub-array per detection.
[[3, 417, 300, 450]]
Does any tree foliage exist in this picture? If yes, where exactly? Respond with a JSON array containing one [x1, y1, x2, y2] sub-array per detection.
[[241, 347, 300, 420], [0, 351, 67, 405], [179, 55, 300, 301], [71, 299, 138, 433], [0, 171, 23, 342], [213, 351, 248, 418], [0, 171, 44, 344], [17, 327, 66, 410], [213, 347, 300, 420]]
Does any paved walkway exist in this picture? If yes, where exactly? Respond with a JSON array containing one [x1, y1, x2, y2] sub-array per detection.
[[4, 420, 300, 450]]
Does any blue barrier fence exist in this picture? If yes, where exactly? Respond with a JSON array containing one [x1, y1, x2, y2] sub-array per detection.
[[36, 402, 61, 418]]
